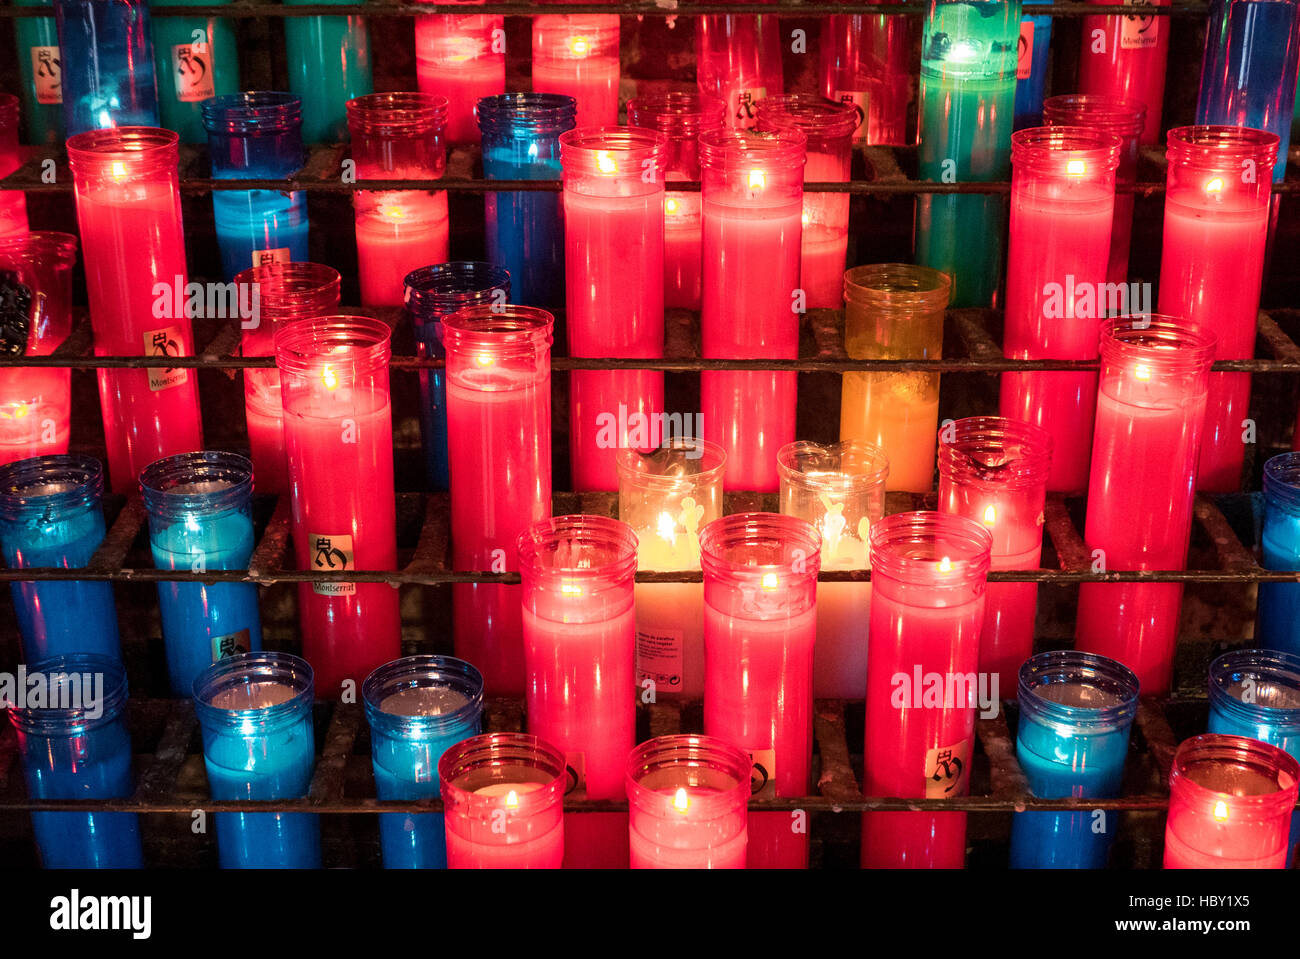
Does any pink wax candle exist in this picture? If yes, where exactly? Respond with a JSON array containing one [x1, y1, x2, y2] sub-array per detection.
[[275, 315, 401, 698], [756, 95, 857, 310], [1077, 0, 1171, 146], [777, 440, 889, 699], [235, 262, 341, 495], [561, 127, 668, 491], [531, 15, 620, 129], [1042, 94, 1147, 285], [937, 416, 1052, 697], [1157, 126, 1277, 493], [347, 93, 451, 309], [0, 232, 78, 464], [68, 127, 203, 494], [444, 305, 553, 696], [999, 126, 1120, 493], [699, 127, 805, 493], [414, 8, 505, 145], [1075, 317, 1216, 697], [0, 95, 27, 238], [627, 93, 727, 313], [440, 733, 568, 869], [626, 735, 752, 869], [696, 12, 784, 130], [700, 512, 821, 869], [1164, 734, 1300, 869], [862, 511, 992, 869]]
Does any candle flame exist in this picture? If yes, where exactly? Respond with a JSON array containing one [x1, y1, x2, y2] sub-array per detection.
[[321, 365, 339, 391], [568, 35, 591, 56], [1066, 159, 1086, 176], [505, 789, 520, 809], [111, 161, 128, 181], [761, 572, 779, 591], [1134, 363, 1151, 381], [656, 511, 677, 546], [475, 353, 494, 367], [938, 556, 952, 573], [596, 151, 617, 175], [1, 402, 30, 420], [665, 197, 680, 216], [673, 787, 690, 813], [747, 169, 766, 191], [1205, 176, 1224, 194], [1213, 799, 1229, 821], [801, 211, 810, 227], [983, 504, 997, 526], [380, 203, 405, 221], [561, 582, 584, 596]]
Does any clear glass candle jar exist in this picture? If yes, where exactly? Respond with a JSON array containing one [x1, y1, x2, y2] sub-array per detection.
[[699, 126, 805, 493], [0, 232, 78, 462], [235, 261, 341, 495], [1000, 127, 1120, 493], [1164, 733, 1300, 868], [626, 93, 726, 311], [914, 0, 1020, 308], [443, 304, 553, 696], [283, 0, 372, 144], [362, 654, 485, 869], [617, 437, 726, 700], [12, 0, 63, 147], [1075, 317, 1217, 697], [0, 454, 121, 662], [67, 126, 203, 494], [861, 511, 992, 869], [531, 13, 620, 129], [414, 4, 505, 146], [1077, 0, 1170, 146], [840, 263, 951, 493], [1042, 94, 1147, 285], [1259, 452, 1300, 655], [625, 734, 752, 869], [755, 95, 859, 309], [404, 261, 510, 493], [140, 450, 262, 697], [700, 511, 821, 868], [347, 93, 450, 309], [938, 416, 1052, 693], [0, 94, 28, 237], [477, 93, 576, 308], [9, 654, 142, 867], [696, 11, 785, 130], [54, 0, 159, 137], [274, 316, 400, 698], [149, 0, 239, 143], [1157, 126, 1278, 493], [193, 651, 320, 868], [561, 126, 668, 492], [777, 439, 888, 699], [203, 92, 309, 281], [1009, 650, 1140, 868], [818, 2, 914, 146], [438, 732, 568, 869]]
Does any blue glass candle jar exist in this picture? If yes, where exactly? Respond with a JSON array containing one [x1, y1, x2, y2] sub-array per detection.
[[14, 0, 63, 146], [8, 654, 143, 868], [202, 92, 309, 280], [404, 262, 510, 491], [477, 93, 576, 308], [362, 655, 485, 868], [1013, 0, 1053, 130], [140, 451, 262, 697], [283, 0, 373, 144], [1009, 650, 1140, 868], [1259, 452, 1300, 654], [149, 0, 239, 143], [1207, 647, 1300, 865], [54, 0, 160, 137], [0, 455, 121, 662], [193, 651, 321, 869]]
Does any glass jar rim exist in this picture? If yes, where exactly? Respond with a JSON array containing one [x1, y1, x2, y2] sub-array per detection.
[[615, 437, 728, 490], [777, 440, 890, 492], [362, 655, 485, 734], [626, 93, 726, 137], [0, 454, 104, 521], [698, 511, 822, 575], [438, 732, 569, 809], [1169, 733, 1300, 821], [625, 734, 753, 815], [192, 651, 314, 728], [1017, 650, 1140, 729], [937, 416, 1053, 489], [561, 125, 669, 168], [440, 304, 554, 354], [477, 93, 577, 137], [1263, 452, 1300, 512], [201, 92, 303, 135], [1011, 125, 1123, 171], [698, 127, 807, 170], [517, 514, 639, 582], [139, 450, 254, 516], [844, 263, 952, 311], [0, 231, 79, 266], [234, 262, 341, 319], [404, 262, 511, 318], [7, 654, 129, 734], [755, 94, 860, 139], [1042, 94, 1146, 137], [1166, 125, 1279, 166], [1099, 315, 1217, 372], [868, 511, 993, 583], [347, 92, 449, 137], [1208, 648, 1300, 725], [67, 126, 179, 171], [273, 314, 392, 379]]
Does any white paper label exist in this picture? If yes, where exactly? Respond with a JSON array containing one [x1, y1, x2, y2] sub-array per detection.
[[31, 46, 61, 105], [1120, 0, 1159, 50], [211, 628, 251, 662], [251, 247, 291, 268], [734, 87, 766, 130], [310, 533, 357, 596], [142, 327, 189, 392], [636, 626, 684, 692], [748, 747, 777, 797], [925, 739, 971, 799], [172, 41, 216, 102], [1017, 21, 1034, 80], [834, 89, 869, 143]]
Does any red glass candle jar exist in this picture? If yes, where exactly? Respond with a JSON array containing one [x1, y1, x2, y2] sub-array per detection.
[[697, 10, 784, 130], [0, 94, 27, 238], [818, 0, 914, 146], [414, 2, 504, 146], [531, 13, 619, 129], [1077, 0, 1171, 146]]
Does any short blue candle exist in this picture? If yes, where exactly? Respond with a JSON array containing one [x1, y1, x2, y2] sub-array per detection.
[[1197, 0, 1300, 183], [140, 451, 262, 697], [283, 0, 373, 144], [14, 0, 63, 146], [53, 0, 160, 137], [1258, 452, 1300, 654], [1013, 0, 1053, 130], [1207, 647, 1300, 866], [477, 93, 575, 308], [203, 92, 309, 281], [362, 655, 484, 868], [0, 455, 121, 663], [148, 0, 239, 144], [9, 654, 143, 868], [404, 263, 511, 492], [1009, 650, 1140, 869], [193, 652, 321, 869]]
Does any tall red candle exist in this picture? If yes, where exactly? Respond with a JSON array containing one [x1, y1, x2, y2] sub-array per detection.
[[560, 127, 667, 491], [1076, 0, 1171, 146], [274, 315, 401, 697], [531, 13, 620, 129], [818, 0, 915, 146], [414, 2, 505, 146], [700, 512, 821, 869], [1075, 317, 1216, 696], [68, 127, 203, 494], [697, 11, 784, 130]]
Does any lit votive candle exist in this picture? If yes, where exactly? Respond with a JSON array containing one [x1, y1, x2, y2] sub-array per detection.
[[439, 732, 568, 869], [1077, 0, 1170, 146], [531, 14, 620, 129], [362, 655, 484, 869], [1258, 452, 1300, 656], [1164, 733, 1299, 869], [777, 439, 889, 699], [626, 735, 752, 869], [414, 5, 505, 146], [616, 438, 726, 700]]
